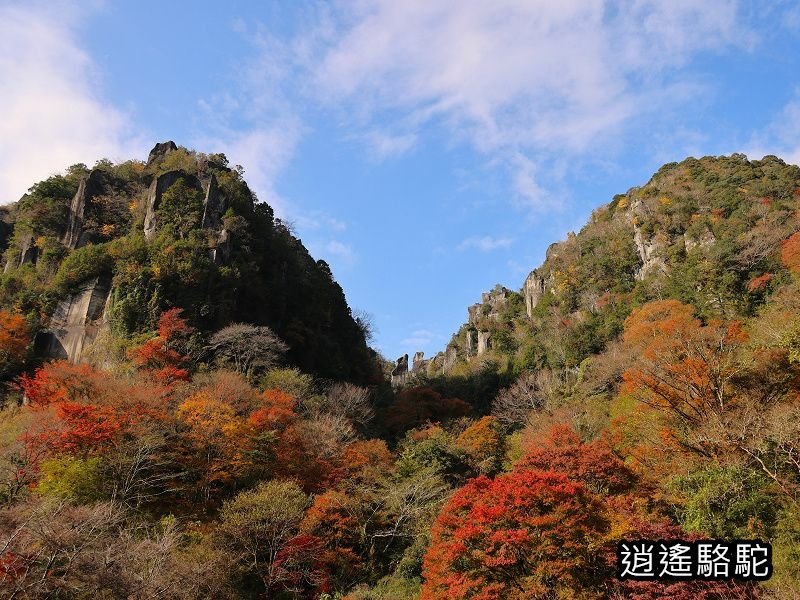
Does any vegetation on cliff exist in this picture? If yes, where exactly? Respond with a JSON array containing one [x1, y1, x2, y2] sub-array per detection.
[[1, 153, 800, 598]]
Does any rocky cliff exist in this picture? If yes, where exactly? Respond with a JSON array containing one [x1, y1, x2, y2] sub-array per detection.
[[391, 154, 800, 380], [1, 142, 380, 384]]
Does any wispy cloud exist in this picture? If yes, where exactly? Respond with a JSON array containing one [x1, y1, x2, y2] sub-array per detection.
[[746, 87, 800, 166], [302, 0, 747, 209], [0, 3, 145, 204], [458, 235, 515, 252], [360, 129, 418, 160], [324, 239, 357, 268], [400, 328, 439, 348]]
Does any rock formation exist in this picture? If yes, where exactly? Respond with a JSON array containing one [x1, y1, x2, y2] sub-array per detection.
[[466, 330, 477, 356], [412, 351, 427, 373], [523, 270, 546, 317], [391, 353, 409, 386], [143, 170, 186, 239], [38, 276, 112, 363], [201, 173, 224, 229], [444, 346, 457, 372], [62, 169, 105, 250], [0, 207, 11, 255], [477, 330, 491, 355], [6, 234, 39, 272], [144, 170, 229, 258], [147, 141, 178, 165]]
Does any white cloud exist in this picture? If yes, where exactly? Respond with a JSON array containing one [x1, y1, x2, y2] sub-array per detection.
[[745, 88, 800, 166], [304, 0, 746, 209], [324, 239, 357, 267], [194, 121, 304, 215], [0, 3, 144, 204], [458, 235, 515, 252], [361, 129, 418, 160], [400, 328, 438, 348]]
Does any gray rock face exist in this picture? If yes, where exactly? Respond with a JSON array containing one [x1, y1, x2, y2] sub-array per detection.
[[391, 353, 409, 387], [147, 141, 178, 165], [632, 226, 667, 280], [443, 346, 457, 373], [524, 270, 546, 318], [16, 234, 38, 268], [683, 229, 716, 252], [201, 173, 225, 229], [143, 170, 186, 239], [144, 171, 230, 263], [210, 229, 231, 265], [62, 169, 104, 250], [0, 207, 11, 255], [412, 351, 427, 373], [467, 304, 481, 326], [477, 330, 491, 355], [466, 330, 477, 356], [40, 276, 112, 363]]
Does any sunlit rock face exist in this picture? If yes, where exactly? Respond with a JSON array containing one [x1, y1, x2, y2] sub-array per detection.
[[39, 276, 112, 363]]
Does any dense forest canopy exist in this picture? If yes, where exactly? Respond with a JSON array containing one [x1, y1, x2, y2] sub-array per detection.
[[1, 151, 800, 598]]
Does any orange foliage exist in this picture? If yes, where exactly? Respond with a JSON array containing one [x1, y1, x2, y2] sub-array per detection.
[[19, 361, 99, 406], [19, 361, 170, 460], [455, 416, 505, 474], [747, 272, 773, 293], [177, 392, 253, 492], [157, 307, 192, 341], [31, 402, 126, 454], [128, 308, 192, 386], [420, 470, 608, 599], [781, 231, 800, 274], [621, 300, 747, 426], [0, 310, 29, 370], [248, 389, 297, 432], [516, 424, 637, 495], [327, 439, 394, 486]]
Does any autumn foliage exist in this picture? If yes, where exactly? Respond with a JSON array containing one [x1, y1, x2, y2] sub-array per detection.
[[621, 300, 747, 426], [128, 307, 192, 385], [781, 231, 800, 274], [420, 469, 609, 599], [0, 310, 29, 378]]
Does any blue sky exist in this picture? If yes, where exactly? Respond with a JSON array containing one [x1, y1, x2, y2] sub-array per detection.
[[2, 1, 800, 360]]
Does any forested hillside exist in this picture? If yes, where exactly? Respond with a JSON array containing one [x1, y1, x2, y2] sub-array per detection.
[[1, 152, 800, 598], [0, 142, 379, 385]]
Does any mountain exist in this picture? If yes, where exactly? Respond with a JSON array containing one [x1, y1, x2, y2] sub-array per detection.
[[0, 142, 380, 384], [3, 151, 800, 598], [410, 153, 800, 382]]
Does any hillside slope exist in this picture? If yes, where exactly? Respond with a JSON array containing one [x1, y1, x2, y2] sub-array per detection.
[[0, 142, 379, 384], [434, 154, 800, 380]]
